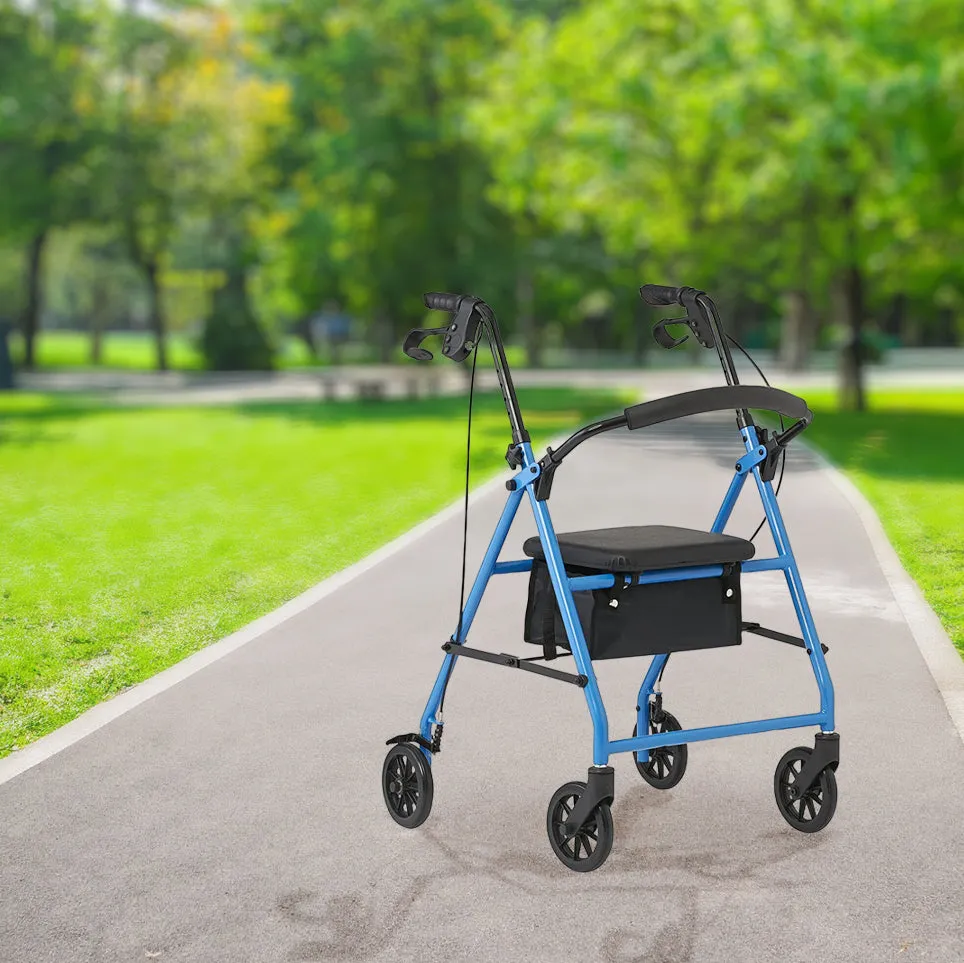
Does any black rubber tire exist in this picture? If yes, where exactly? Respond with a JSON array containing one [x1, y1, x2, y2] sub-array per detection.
[[633, 711, 688, 790], [774, 746, 837, 833], [546, 781, 614, 873], [382, 743, 434, 829]]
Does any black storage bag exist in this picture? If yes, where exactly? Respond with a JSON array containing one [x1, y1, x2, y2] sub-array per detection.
[[524, 559, 742, 660]]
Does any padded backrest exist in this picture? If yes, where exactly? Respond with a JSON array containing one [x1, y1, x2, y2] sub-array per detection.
[[625, 386, 811, 431]]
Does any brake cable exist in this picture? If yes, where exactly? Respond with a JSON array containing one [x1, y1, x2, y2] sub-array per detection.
[[437, 333, 481, 718], [725, 333, 786, 542], [657, 334, 784, 693]]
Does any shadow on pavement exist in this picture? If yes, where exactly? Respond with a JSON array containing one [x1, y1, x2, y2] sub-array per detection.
[[276, 800, 829, 963]]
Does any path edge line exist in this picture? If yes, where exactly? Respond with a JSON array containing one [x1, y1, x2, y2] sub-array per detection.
[[0, 467, 515, 786], [807, 445, 964, 744]]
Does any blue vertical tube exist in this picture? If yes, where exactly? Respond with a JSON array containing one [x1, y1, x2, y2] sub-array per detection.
[[750, 466, 835, 729], [527, 490, 610, 766], [418, 486, 526, 752]]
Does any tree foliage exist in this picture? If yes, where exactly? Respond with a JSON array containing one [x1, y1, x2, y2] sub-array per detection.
[[0, 0, 962, 394]]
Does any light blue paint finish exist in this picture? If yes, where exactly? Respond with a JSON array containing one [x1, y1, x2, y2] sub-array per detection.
[[414, 417, 835, 769], [610, 712, 828, 755]]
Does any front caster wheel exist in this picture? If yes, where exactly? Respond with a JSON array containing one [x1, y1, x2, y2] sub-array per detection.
[[546, 781, 614, 873], [382, 743, 434, 829], [774, 746, 837, 833], [633, 710, 688, 790]]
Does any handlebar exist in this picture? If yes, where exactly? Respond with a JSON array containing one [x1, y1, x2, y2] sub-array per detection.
[[640, 282, 718, 350], [404, 291, 531, 445], [424, 292, 462, 312], [640, 284, 688, 307], [404, 293, 481, 363]]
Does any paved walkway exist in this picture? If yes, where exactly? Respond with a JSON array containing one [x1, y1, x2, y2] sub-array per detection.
[[17, 362, 964, 406], [2, 410, 963, 961]]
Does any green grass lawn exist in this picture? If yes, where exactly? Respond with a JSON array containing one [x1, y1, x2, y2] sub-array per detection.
[[0, 386, 630, 756], [9, 330, 318, 371], [12, 331, 205, 370], [799, 388, 964, 658], [10, 330, 530, 372]]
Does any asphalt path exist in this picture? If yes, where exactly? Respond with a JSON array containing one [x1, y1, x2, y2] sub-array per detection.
[[2, 415, 963, 962]]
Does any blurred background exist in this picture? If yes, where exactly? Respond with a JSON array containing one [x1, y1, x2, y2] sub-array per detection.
[[1, 0, 963, 403], [2, 0, 963, 756]]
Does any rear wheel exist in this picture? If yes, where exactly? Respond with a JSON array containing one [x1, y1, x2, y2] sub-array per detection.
[[633, 710, 688, 790], [382, 743, 434, 829]]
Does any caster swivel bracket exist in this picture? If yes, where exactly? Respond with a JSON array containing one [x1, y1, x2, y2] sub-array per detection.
[[791, 732, 839, 798], [563, 766, 615, 835], [386, 731, 438, 754]]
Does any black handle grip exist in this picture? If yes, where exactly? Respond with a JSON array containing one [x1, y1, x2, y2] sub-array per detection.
[[640, 284, 683, 306], [424, 292, 462, 312]]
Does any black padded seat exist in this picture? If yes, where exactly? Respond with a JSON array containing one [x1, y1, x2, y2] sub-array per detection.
[[523, 525, 755, 573]]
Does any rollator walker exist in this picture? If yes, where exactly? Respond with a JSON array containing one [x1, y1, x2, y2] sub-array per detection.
[[382, 284, 839, 872]]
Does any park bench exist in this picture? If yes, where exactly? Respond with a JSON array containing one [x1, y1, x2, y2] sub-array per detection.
[[319, 368, 443, 402]]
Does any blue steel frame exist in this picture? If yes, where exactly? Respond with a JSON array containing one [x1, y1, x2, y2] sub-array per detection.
[[417, 423, 834, 767]]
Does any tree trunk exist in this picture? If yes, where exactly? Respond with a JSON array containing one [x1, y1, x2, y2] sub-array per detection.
[[89, 278, 108, 365], [632, 295, 649, 365], [375, 313, 395, 364], [936, 307, 955, 346], [144, 260, 168, 371], [298, 317, 318, 360], [516, 268, 540, 368], [885, 292, 905, 340], [20, 230, 48, 370], [835, 264, 866, 412], [779, 289, 814, 371], [836, 193, 866, 412]]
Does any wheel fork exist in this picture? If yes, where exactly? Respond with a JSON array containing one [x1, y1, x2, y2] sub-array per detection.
[[562, 766, 615, 835]]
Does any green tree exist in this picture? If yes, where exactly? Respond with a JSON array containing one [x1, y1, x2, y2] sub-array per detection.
[[0, 0, 106, 368], [252, 0, 518, 360], [108, 0, 207, 371], [472, 0, 964, 403], [170, 9, 291, 369]]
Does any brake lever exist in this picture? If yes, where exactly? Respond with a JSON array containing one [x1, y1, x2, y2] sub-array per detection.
[[403, 296, 483, 362], [653, 318, 691, 349], [403, 326, 449, 361]]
